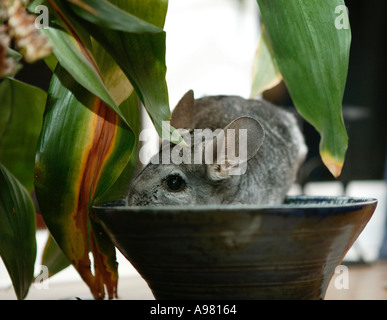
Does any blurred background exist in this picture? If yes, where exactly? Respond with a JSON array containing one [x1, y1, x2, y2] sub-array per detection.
[[6, 0, 387, 297]]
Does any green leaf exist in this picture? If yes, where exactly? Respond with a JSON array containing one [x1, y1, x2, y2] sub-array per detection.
[[0, 78, 46, 192], [37, 0, 129, 127], [68, 0, 185, 145], [90, 38, 133, 108], [250, 25, 282, 98], [44, 53, 58, 72], [7, 48, 23, 63], [0, 163, 36, 300], [41, 234, 71, 277], [67, 0, 163, 33], [256, 0, 351, 177], [94, 92, 140, 204], [34, 65, 137, 299]]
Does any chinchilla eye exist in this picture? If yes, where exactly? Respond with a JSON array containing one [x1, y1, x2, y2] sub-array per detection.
[[164, 174, 186, 192]]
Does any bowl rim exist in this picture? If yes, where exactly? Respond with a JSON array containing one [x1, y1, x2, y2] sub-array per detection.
[[92, 195, 378, 212]]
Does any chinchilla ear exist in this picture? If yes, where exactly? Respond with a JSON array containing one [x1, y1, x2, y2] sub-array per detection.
[[205, 117, 265, 180], [170, 90, 195, 129]]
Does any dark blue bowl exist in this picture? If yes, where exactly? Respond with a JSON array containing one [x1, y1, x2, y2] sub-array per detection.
[[92, 196, 377, 300]]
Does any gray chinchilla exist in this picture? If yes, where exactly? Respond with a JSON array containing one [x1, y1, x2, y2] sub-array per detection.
[[127, 90, 307, 206]]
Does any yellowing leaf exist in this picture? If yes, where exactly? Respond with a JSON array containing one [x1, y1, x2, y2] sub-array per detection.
[[251, 25, 282, 98], [257, 0, 351, 177]]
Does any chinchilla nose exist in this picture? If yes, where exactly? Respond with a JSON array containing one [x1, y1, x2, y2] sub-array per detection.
[[126, 185, 138, 205], [126, 183, 155, 206], [127, 192, 148, 206]]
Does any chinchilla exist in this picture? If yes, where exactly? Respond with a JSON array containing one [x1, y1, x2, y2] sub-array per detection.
[[127, 90, 307, 206]]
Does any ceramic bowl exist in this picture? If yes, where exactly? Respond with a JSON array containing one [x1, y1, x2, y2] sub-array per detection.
[[92, 196, 377, 300]]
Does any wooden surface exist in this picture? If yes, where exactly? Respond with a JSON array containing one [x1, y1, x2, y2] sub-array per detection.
[[1, 260, 386, 300]]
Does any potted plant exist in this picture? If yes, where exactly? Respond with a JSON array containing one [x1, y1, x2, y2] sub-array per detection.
[[0, 0, 376, 300]]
